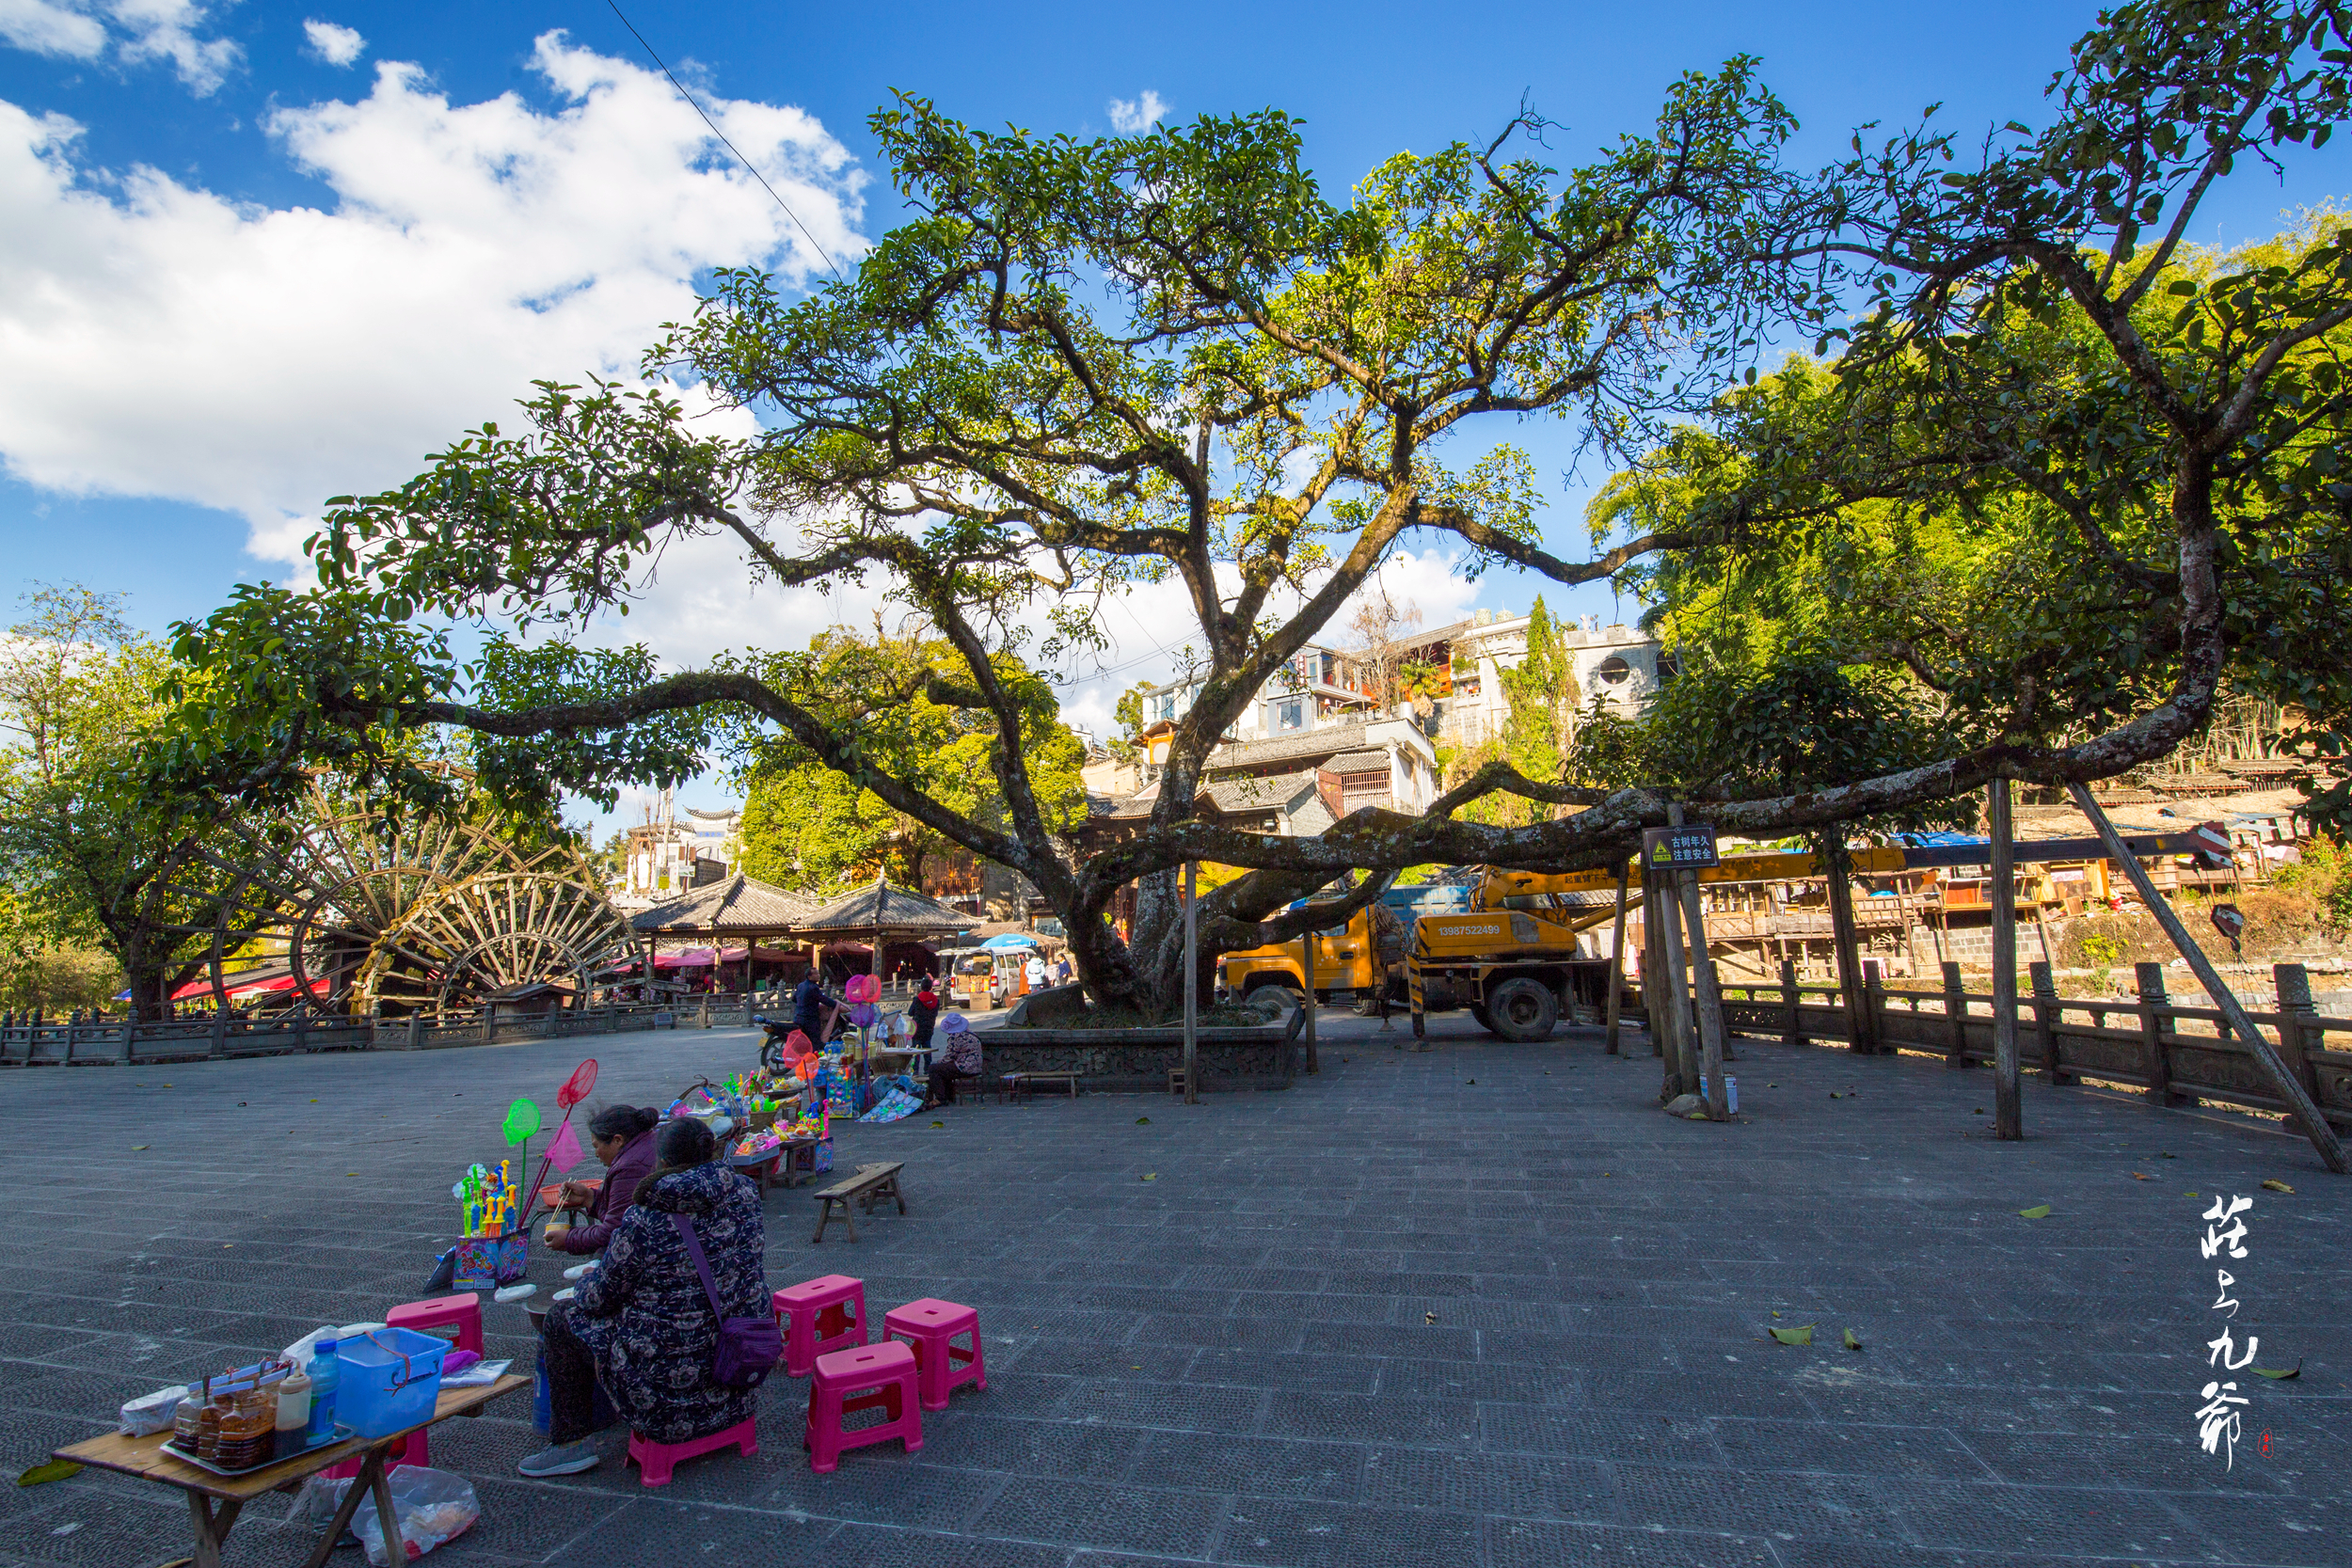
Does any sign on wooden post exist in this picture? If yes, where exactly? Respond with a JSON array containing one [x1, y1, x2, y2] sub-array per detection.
[[1643, 823, 1720, 870]]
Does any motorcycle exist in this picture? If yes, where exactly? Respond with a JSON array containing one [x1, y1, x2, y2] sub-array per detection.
[[752, 1006, 849, 1069]]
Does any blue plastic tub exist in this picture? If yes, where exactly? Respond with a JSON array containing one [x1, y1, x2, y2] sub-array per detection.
[[335, 1327, 448, 1439]]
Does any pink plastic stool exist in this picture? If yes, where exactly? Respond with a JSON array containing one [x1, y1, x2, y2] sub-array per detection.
[[803, 1340, 922, 1473], [626, 1418, 758, 1486], [388, 1294, 485, 1355], [773, 1275, 866, 1376], [883, 1298, 986, 1411]]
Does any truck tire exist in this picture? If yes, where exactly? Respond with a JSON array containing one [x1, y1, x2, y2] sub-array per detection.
[[1485, 976, 1559, 1042]]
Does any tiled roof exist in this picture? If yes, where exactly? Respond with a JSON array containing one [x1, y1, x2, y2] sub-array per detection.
[[632, 875, 825, 933], [1207, 721, 1412, 771], [803, 879, 979, 935], [1203, 771, 1318, 816], [1321, 749, 1391, 773]]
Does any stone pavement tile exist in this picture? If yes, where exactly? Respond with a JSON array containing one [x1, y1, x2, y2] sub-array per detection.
[[1261, 1390, 1480, 1449], [909, 1412, 1148, 1483], [1021, 1340, 1200, 1384], [822, 1522, 1077, 1567], [761, 1453, 1009, 1529], [1709, 1417, 1991, 1479], [1126, 1431, 1362, 1502], [1128, 1312, 1303, 1354], [543, 1496, 838, 1567], [1185, 1349, 1384, 1396], [1889, 1480, 2222, 1562], [2155, 1491, 2346, 1565], [1213, 1497, 1479, 1568], [1359, 1446, 1615, 1521], [1613, 1465, 1911, 1545], [1480, 1406, 1725, 1465], [1486, 1517, 1780, 1567], [1051, 1377, 1269, 1434], [1300, 1322, 1477, 1361], [966, 1477, 1229, 1557]]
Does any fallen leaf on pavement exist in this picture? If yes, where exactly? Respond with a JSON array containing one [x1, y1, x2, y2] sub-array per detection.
[[1843, 1329, 1863, 1351], [2252, 1362, 2301, 1380], [2262, 1179, 2294, 1194], [17, 1461, 80, 1486], [2018, 1205, 2052, 1219], [1769, 1325, 1814, 1347]]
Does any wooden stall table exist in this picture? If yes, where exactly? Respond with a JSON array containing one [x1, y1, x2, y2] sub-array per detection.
[[53, 1373, 528, 1568]]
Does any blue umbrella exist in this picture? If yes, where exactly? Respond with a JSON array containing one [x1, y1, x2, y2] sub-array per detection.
[[980, 932, 1040, 950]]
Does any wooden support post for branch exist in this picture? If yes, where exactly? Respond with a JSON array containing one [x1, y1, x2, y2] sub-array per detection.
[[1825, 838, 1876, 1053], [1669, 883, 1729, 1117], [2135, 962, 2180, 1106], [1781, 958, 1802, 1047], [1640, 876, 1667, 1059], [2069, 783, 2345, 1174], [1302, 916, 1318, 1075], [1183, 861, 1200, 1106], [1603, 870, 1629, 1056], [1655, 868, 1697, 1101], [1941, 961, 1968, 1068], [1991, 778, 2023, 1141], [2029, 961, 2065, 1083]]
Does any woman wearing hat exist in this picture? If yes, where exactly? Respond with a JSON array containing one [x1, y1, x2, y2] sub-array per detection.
[[926, 1011, 982, 1107]]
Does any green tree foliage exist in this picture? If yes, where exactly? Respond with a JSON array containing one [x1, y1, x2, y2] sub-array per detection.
[[734, 630, 1088, 892], [1498, 598, 1581, 805], [160, 72, 1808, 1011], [0, 586, 247, 1018]]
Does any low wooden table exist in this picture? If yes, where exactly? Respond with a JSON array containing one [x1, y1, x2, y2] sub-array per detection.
[[55, 1373, 528, 1568], [730, 1132, 818, 1192]]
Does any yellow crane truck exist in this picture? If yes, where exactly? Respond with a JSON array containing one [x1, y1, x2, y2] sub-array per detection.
[[1403, 868, 1624, 1041]]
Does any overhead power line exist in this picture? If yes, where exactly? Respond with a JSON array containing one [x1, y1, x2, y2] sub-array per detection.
[[601, 0, 846, 281]]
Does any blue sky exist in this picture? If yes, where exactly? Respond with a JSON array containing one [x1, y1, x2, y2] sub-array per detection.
[[5, 1, 2350, 825]]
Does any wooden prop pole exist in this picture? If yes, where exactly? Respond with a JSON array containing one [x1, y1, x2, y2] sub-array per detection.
[[1603, 869, 1629, 1056], [1990, 778, 2023, 1141], [1302, 911, 1318, 1074], [1182, 861, 1200, 1106], [2068, 784, 2345, 1174]]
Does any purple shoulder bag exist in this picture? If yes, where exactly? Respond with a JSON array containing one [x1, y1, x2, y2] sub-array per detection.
[[669, 1213, 782, 1389]]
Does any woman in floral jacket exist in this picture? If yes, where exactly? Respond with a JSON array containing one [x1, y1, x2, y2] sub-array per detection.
[[518, 1118, 768, 1476]]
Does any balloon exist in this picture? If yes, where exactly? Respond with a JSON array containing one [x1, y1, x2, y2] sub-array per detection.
[[557, 1058, 599, 1110], [502, 1098, 542, 1145]]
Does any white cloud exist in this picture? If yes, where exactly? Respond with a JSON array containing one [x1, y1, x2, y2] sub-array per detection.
[[0, 2, 241, 93], [0, 31, 865, 570], [1106, 89, 1168, 135], [0, 0, 105, 59], [301, 17, 363, 67]]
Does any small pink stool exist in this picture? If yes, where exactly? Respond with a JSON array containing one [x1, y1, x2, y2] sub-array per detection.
[[388, 1294, 485, 1355], [883, 1298, 986, 1411], [627, 1418, 758, 1486], [803, 1340, 922, 1473], [773, 1275, 866, 1376]]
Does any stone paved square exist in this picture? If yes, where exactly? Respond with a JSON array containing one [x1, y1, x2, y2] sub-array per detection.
[[0, 1009, 2344, 1566]]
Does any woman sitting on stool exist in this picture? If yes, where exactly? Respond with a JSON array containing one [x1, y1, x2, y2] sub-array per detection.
[[519, 1117, 768, 1478], [541, 1103, 659, 1258], [926, 1011, 982, 1107]]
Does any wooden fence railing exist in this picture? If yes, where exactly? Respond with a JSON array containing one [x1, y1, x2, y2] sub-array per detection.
[[1701, 959, 2352, 1132], [0, 980, 946, 1068]]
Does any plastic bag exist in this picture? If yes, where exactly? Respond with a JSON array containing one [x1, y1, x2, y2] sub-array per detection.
[[296, 1465, 480, 1566], [119, 1385, 187, 1436]]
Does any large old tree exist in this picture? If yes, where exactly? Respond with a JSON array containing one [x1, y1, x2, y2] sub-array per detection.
[[166, 1, 2352, 1013]]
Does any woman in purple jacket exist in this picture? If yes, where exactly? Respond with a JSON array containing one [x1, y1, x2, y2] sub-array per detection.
[[543, 1105, 659, 1256]]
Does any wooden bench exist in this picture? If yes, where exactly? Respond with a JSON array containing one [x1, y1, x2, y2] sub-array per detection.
[[811, 1162, 907, 1243], [998, 1070, 1081, 1102]]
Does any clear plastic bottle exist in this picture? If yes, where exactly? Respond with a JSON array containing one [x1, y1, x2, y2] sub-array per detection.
[[304, 1339, 341, 1444], [273, 1365, 311, 1460]]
